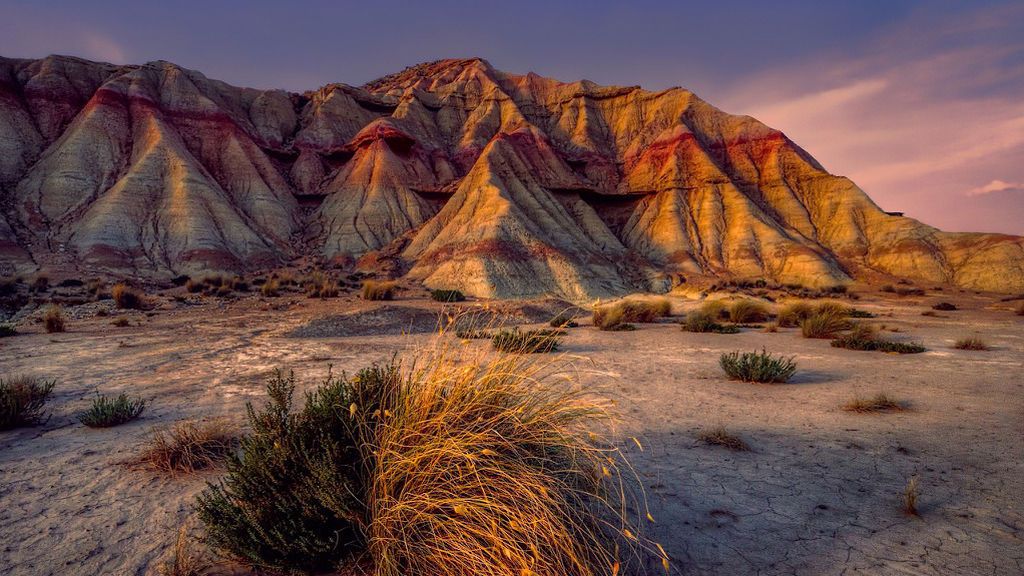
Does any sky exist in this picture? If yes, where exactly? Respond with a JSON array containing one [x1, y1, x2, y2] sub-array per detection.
[[2, 0, 1022, 234]]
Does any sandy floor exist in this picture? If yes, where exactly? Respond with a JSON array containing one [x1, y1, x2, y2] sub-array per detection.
[[1, 290, 1022, 575]]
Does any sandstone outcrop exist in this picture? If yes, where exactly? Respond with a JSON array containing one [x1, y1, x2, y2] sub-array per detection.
[[1, 55, 1022, 297]]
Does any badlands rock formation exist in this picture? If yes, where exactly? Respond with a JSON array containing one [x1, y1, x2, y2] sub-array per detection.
[[1, 55, 1023, 298]]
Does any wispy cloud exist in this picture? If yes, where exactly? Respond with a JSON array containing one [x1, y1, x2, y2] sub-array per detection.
[[968, 179, 1024, 196], [718, 4, 1024, 235]]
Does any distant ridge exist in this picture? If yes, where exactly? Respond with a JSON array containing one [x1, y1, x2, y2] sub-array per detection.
[[1, 54, 1022, 299]]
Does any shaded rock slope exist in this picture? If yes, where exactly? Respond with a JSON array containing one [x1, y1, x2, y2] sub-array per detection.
[[2, 55, 1022, 299]]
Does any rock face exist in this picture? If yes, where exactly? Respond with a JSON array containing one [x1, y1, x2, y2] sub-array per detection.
[[2, 55, 1023, 298]]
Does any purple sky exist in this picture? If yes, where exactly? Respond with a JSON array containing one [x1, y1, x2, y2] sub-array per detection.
[[2, 0, 1022, 235]]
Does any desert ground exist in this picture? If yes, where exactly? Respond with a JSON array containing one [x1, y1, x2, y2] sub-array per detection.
[[1, 284, 1022, 575]]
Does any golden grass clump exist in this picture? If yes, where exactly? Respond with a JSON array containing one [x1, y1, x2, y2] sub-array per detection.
[[43, 304, 66, 333], [367, 348, 656, 576], [727, 300, 770, 323], [135, 420, 237, 473], [362, 280, 397, 301], [593, 297, 671, 331], [842, 393, 905, 413], [954, 337, 989, 351], [800, 307, 852, 338], [111, 283, 146, 310], [903, 476, 920, 516], [776, 301, 814, 327], [698, 299, 729, 321], [260, 277, 280, 297]]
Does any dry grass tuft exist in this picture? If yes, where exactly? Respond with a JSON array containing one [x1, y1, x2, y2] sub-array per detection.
[[954, 337, 989, 351], [362, 280, 397, 301], [157, 525, 208, 576], [698, 300, 729, 321], [903, 476, 920, 516], [260, 277, 280, 297], [842, 393, 905, 413], [111, 283, 146, 310], [800, 307, 851, 338], [367, 350, 652, 576], [776, 302, 814, 327], [135, 420, 237, 473], [697, 426, 749, 451], [43, 304, 66, 333], [593, 297, 671, 330], [0, 375, 56, 430], [728, 300, 770, 323]]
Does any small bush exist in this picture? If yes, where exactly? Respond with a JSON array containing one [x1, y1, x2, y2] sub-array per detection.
[[842, 393, 905, 413], [830, 325, 925, 354], [594, 298, 671, 330], [136, 419, 237, 473], [112, 283, 146, 309], [0, 323, 16, 337], [184, 279, 202, 293], [719, 349, 797, 383], [728, 300, 769, 323], [549, 309, 579, 328], [954, 337, 989, 351], [932, 302, 957, 311], [260, 278, 280, 297], [31, 275, 49, 293], [170, 274, 191, 287], [492, 329, 560, 353], [800, 308, 851, 338], [78, 393, 145, 427], [43, 305, 66, 333], [110, 318, 131, 327], [697, 426, 749, 451], [896, 287, 926, 297], [430, 289, 465, 302], [682, 312, 740, 334], [362, 280, 396, 301], [0, 375, 56, 430]]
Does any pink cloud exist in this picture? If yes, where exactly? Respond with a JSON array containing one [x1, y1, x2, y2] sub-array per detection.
[[716, 5, 1024, 235], [968, 179, 1024, 196]]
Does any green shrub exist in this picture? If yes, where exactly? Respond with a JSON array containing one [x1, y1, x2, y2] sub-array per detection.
[[198, 368, 390, 572], [362, 280, 396, 301], [43, 305, 66, 333], [682, 312, 740, 334], [112, 283, 146, 309], [0, 323, 16, 337], [728, 300, 769, 323], [491, 329, 561, 353], [0, 375, 56, 430], [78, 393, 145, 427], [719, 349, 797, 383], [830, 325, 925, 354], [430, 289, 465, 302], [954, 337, 988, 351], [932, 302, 957, 311]]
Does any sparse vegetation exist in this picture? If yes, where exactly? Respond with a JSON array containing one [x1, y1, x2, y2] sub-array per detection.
[[896, 287, 926, 297], [719, 349, 797, 383], [682, 311, 740, 334], [0, 323, 16, 337], [0, 375, 56, 430], [728, 299, 770, 323], [491, 328, 561, 353], [932, 302, 957, 311], [593, 298, 671, 331], [954, 337, 989, 351], [43, 304, 66, 333], [112, 283, 146, 309], [157, 526, 208, 576], [697, 426, 749, 451], [31, 275, 49, 293], [135, 419, 237, 474], [842, 393, 905, 413], [362, 280, 396, 301], [903, 476, 919, 516], [430, 288, 465, 302], [198, 355, 647, 575], [111, 318, 131, 327], [78, 393, 145, 427]]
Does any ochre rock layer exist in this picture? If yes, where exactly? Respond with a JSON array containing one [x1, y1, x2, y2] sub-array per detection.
[[2, 55, 1022, 298]]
